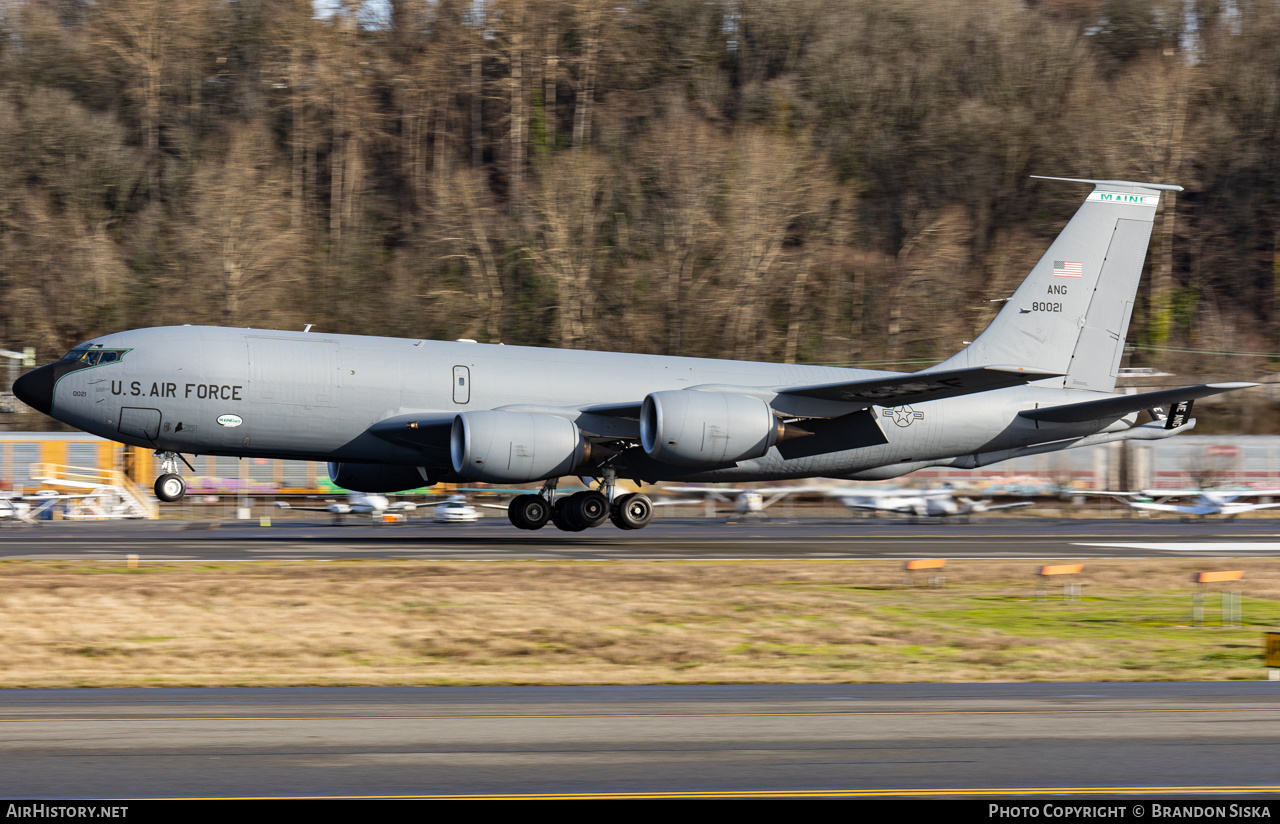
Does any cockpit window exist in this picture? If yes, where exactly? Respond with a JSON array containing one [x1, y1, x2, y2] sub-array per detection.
[[60, 346, 127, 366]]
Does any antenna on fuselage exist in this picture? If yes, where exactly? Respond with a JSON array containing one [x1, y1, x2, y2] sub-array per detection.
[[303, 324, 314, 333]]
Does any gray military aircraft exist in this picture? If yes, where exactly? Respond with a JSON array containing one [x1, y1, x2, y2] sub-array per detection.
[[13, 177, 1256, 532]]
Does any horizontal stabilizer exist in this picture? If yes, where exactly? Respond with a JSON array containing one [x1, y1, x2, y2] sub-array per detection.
[[1030, 175, 1184, 192], [778, 365, 1062, 406], [1018, 383, 1257, 424]]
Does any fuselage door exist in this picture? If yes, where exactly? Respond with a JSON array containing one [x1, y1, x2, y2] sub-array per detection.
[[453, 365, 470, 404], [118, 407, 162, 441]]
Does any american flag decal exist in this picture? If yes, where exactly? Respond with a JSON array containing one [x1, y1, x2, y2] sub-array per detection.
[[1053, 260, 1083, 278]]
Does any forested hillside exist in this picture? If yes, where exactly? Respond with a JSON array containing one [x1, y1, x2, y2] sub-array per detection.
[[2, 0, 1278, 378]]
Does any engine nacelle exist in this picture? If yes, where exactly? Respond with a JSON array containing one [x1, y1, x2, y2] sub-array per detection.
[[328, 462, 437, 493], [640, 390, 781, 466], [451, 410, 587, 482]]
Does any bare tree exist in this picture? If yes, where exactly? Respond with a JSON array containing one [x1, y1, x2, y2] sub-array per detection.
[[87, 0, 204, 201], [428, 167, 509, 342], [182, 126, 302, 327], [717, 129, 812, 361], [529, 151, 610, 348]]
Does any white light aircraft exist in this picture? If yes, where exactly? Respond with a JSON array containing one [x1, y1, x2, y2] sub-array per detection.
[[0, 490, 100, 525], [1100, 489, 1280, 518], [831, 485, 1033, 519], [273, 492, 498, 523], [657, 485, 810, 518], [273, 492, 420, 523]]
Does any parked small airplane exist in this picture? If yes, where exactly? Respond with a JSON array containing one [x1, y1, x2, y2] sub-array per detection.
[[831, 485, 1033, 519], [0, 492, 41, 524], [659, 482, 1030, 520], [0, 490, 99, 525], [274, 493, 417, 523], [657, 485, 810, 518], [1098, 489, 1280, 518], [15, 176, 1257, 533], [274, 492, 498, 523]]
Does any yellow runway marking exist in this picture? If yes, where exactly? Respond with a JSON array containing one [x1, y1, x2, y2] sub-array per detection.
[[144, 785, 1280, 799], [7, 707, 1280, 722]]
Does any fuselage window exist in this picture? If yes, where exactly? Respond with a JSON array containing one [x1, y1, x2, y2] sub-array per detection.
[[452, 365, 470, 404]]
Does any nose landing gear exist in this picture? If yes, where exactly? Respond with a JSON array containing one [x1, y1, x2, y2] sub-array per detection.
[[153, 451, 192, 503]]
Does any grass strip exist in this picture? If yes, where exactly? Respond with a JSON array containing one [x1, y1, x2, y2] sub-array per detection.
[[0, 557, 1277, 687]]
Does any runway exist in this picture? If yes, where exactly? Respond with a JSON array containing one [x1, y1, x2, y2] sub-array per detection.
[[2, 683, 1279, 798], [3, 516, 1280, 561], [6, 521, 1280, 799]]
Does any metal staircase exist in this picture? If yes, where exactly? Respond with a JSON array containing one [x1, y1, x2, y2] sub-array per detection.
[[26, 463, 158, 520]]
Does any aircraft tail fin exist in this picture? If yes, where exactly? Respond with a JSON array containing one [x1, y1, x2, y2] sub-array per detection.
[[929, 177, 1182, 392]]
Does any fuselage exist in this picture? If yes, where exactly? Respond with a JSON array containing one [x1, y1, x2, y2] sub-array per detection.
[[18, 325, 1137, 484]]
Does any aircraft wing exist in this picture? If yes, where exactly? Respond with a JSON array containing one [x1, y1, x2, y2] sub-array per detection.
[[775, 365, 1061, 405], [658, 485, 796, 496], [1221, 502, 1280, 514], [659, 486, 744, 501], [424, 498, 507, 511], [1019, 383, 1256, 424], [1114, 489, 1280, 500], [366, 367, 1058, 454], [978, 501, 1035, 512], [838, 499, 916, 515], [1124, 500, 1216, 515], [274, 501, 344, 513], [1200, 489, 1280, 498]]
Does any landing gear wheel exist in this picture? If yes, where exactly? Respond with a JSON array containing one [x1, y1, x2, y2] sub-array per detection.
[[551, 497, 587, 532], [154, 473, 186, 503], [508, 494, 551, 530], [569, 490, 610, 528], [610, 493, 654, 530]]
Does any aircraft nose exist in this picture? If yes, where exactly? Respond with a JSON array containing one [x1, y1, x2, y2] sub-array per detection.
[[12, 364, 57, 415]]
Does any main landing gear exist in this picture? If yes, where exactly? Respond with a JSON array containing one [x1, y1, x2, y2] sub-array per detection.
[[153, 451, 191, 503], [507, 471, 654, 532]]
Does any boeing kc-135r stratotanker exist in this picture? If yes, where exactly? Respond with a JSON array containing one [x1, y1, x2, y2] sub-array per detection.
[[12, 177, 1257, 532]]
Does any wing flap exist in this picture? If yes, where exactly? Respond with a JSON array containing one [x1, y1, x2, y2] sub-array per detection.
[[777, 365, 1061, 405], [1019, 383, 1256, 424]]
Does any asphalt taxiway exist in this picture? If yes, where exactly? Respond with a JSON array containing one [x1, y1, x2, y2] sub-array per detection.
[[3, 516, 1280, 561], [2, 683, 1279, 799]]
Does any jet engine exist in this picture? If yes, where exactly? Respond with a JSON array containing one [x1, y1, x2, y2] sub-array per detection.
[[451, 410, 588, 482], [640, 390, 792, 466], [328, 462, 437, 493]]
